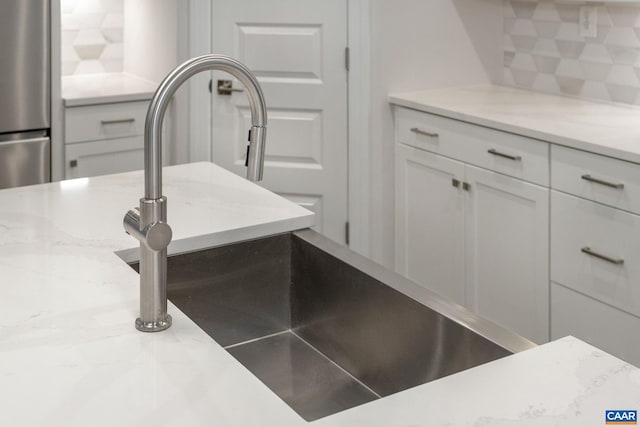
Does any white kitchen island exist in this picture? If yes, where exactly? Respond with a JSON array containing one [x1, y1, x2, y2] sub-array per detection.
[[0, 162, 638, 426]]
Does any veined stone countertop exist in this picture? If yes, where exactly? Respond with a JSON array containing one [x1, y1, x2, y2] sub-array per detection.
[[62, 73, 158, 106], [390, 85, 640, 164], [0, 162, 638, 426]]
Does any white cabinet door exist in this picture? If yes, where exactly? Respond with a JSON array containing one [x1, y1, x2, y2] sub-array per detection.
[[65, 137, 144, 179], [395, 144, 465, 305], [465, 165, 549, 344]]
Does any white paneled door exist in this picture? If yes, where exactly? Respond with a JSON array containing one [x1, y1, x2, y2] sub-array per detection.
[[210, 0, 348, 244]]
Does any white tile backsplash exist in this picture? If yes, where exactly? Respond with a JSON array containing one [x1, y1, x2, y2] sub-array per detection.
[[533, 54, 560, 74], [511, 1, 538, 19], [61, 0, 124, 76], [504, 0, 640, 105], [533, 2, 560, 22]]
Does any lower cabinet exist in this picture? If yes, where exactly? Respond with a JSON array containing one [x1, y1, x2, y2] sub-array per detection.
[[63, 100, 156, 179], [465, 165, 549, 344], [65, 137, 144, 179], [394, 105, 640, 361], [395, 144, 465, 305], [550, 189, 640, 366], [396, 143, 549, 344], [551, 283, 640, 366]]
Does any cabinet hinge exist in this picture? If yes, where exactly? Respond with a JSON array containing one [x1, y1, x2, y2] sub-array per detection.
[[345, 47, 350, 72], [345, 221, 350, 245]]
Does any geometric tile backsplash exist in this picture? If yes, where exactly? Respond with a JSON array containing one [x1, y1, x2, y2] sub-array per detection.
[[504, 0, 640, 105], [59, 0, 640, 105], [60, 0, 124, 76]]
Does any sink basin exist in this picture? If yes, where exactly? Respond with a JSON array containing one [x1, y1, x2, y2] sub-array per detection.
[[130, 229, 535, 421]]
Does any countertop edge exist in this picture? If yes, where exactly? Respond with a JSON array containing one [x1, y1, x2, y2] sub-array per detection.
[[389, 91, 640, 165], [63, 92, 155, 107], [61, 72, 159, 107], [116, 214, 316, 264]]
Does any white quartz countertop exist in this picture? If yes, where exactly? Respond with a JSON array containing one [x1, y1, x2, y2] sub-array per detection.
[[0, 162, 638, 426], [390, 85, 640, 164], [62, 73, 159, 106]]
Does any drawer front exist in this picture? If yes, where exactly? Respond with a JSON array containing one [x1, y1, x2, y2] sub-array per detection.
[[552, 145, 640, 215], [65, 136, 144, 179], [65, 101, 148, 143], [551, 190, 640, 316], [551, 282, 640, 367], [394, 107, 549, 186], [395, 107, 446, 154]]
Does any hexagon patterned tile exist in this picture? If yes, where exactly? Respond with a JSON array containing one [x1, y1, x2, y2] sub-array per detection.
[[504, 0, 640, 105], [60, 0, 123, 76]]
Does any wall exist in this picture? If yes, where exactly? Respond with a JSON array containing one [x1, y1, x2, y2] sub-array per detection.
[[367, 0, 503, 268], [60, 0, 124, 76], [60, 0, 178, 82], [123, 0, 178, 83], [504, 0, 640, 105]]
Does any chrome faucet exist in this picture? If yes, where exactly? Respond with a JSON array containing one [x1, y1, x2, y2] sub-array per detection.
[[123, 55, 267, 332]]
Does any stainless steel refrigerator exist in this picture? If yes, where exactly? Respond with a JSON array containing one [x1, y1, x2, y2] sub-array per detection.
[[0, 0, 50, 189]]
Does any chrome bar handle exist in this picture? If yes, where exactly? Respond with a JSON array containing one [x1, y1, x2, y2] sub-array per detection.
[[581, 174, 624, 190], [581, 246, 624, 265], [410, 127, 438, 138], [100, 118, 135, 125], [488, 148, 521, 161]]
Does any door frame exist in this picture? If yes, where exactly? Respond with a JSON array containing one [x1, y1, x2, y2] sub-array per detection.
[[181, 0, 371, 256]]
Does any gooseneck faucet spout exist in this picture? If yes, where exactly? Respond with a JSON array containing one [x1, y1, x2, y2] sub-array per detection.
[[123, 55, 268, 332]]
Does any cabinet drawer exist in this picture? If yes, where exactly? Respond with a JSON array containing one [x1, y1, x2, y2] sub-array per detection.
[[394, 107, 549, 186], [65, 136, 144, 179], [65, 101, 148, 143], [395, 107, 446, 154], [551, 191, 640, 316], [551, 283, 640, 367], [551, 145, 640, 215]]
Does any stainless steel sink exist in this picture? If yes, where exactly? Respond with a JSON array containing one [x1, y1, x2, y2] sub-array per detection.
[[130, 229, 535, 421]]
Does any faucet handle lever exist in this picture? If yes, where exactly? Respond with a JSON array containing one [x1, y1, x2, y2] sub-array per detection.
[[123, 208, 172, 252], [143, 221, 172, 251], [123, 208, 142, 238]]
